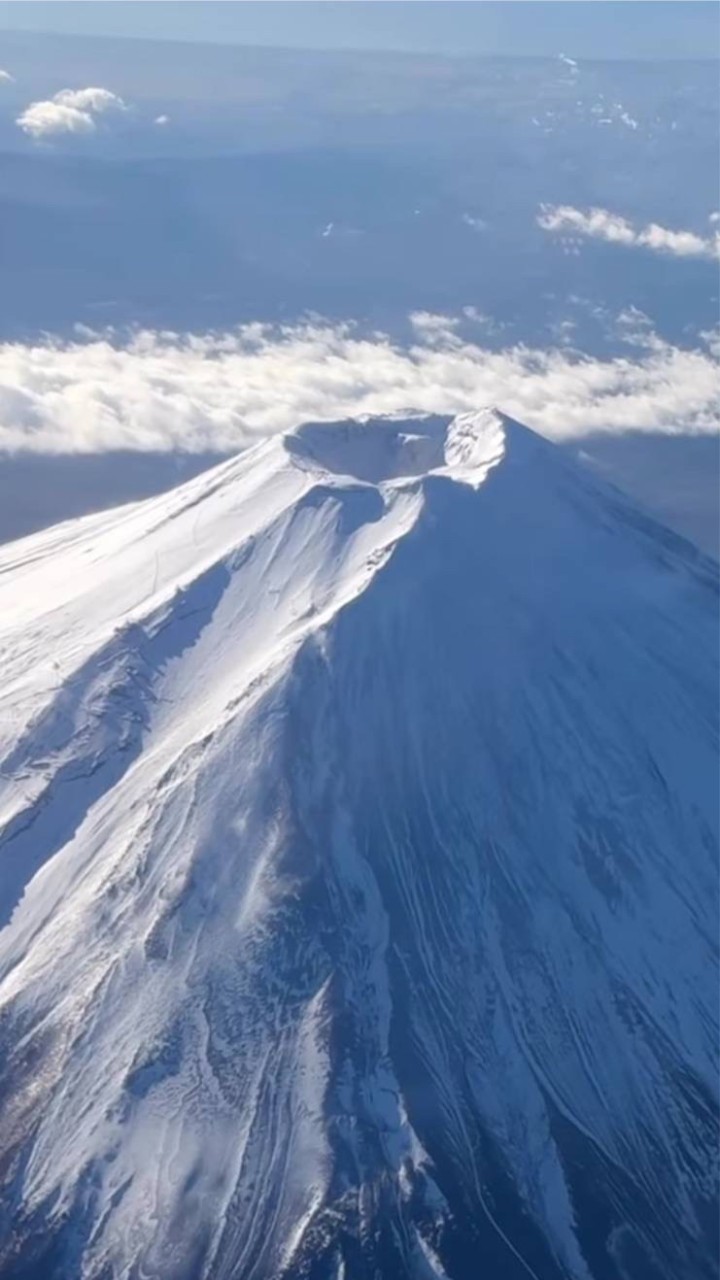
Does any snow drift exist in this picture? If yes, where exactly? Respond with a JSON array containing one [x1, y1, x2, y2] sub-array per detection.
[[0, 409, 716, 1280]]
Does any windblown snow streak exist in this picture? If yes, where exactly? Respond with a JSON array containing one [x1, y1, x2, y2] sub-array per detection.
[[0, 410, 716, 1280]]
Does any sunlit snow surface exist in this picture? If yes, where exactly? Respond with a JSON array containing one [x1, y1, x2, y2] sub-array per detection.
[[0, 411, 717, 1280]]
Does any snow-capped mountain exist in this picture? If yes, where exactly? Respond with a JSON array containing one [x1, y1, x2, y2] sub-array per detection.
[[0, 410, 716, 1280]]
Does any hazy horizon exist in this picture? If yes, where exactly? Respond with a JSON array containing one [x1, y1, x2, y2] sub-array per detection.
[[0, 0, 718, 60]]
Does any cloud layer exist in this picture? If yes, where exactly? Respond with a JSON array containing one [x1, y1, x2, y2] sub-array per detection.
[[538, 205, 720, 260], [0, 317, 717, 456], [17, 86, 127, 138]]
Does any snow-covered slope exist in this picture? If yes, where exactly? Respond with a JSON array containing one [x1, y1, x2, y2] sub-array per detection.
[[0, 410, 716, 1280]]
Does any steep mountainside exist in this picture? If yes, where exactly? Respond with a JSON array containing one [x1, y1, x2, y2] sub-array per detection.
[[0, 410, 717, 1280]]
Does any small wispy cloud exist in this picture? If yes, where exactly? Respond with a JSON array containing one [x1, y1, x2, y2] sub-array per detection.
[[0, 69, 14, 84], [17, 86, 127, 139], [319, 221, 363, 241], [0, 317, 716, 455], [538, 204, 719, 260], [461, 213, 487, 232]]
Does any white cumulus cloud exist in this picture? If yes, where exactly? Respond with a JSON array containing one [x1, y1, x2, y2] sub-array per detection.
[[54, 87, 124, 113], [17, 102, 97, 138], [538, 205, 719, 260], [17, 86, 127, 139], [0, 318, 717, 456]]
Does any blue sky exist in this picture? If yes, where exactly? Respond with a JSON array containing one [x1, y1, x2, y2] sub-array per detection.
[[0, 1, 717, 59]]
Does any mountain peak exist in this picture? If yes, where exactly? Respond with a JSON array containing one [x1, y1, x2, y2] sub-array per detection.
[[0, 411, 716, 1280], [282, 406, 538, 488]]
